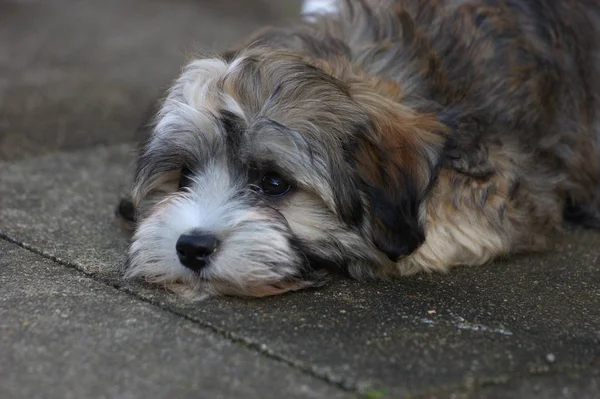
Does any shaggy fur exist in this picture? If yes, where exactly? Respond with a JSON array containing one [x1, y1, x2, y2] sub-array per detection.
[[121, 0, 600, 299]]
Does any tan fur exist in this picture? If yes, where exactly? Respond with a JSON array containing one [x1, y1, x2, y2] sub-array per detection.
[[401, 145, 564, 275]]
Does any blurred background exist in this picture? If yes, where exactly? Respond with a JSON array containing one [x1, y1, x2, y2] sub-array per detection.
[[0, 0, 307, 161]]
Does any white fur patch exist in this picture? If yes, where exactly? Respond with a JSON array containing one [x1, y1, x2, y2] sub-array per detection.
[[181, 58, 228, 112], [223, 94, 247, 122], [301, 0, 339, 16]]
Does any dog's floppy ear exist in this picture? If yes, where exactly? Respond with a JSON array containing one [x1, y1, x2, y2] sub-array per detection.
[[351, 90, 448, 261]]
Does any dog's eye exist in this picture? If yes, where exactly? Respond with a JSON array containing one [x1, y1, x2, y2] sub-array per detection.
[[261, 172, 291, 197], [179, 167, 194, 190]]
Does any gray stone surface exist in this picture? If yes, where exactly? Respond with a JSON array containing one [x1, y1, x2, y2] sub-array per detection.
[[1, 144, 599, 398], [430, 367, 600, 399], [0, 144, 133, 275], [0, 240, 351, 399], [473, 368, 600, 399], [0, 0, 300, 160]]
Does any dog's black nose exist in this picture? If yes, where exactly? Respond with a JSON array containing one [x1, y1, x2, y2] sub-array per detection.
[[176, 232, 218, 271]]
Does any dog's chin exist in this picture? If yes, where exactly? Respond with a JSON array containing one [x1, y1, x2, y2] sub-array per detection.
[[208, 272, 330, 299], [124, 263, 329, 300]]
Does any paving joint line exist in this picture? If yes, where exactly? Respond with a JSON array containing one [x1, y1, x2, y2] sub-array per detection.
[[0, 232, 360, 395]]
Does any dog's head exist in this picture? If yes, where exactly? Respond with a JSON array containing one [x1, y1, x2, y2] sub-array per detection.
[[126, 48, 448, 299]]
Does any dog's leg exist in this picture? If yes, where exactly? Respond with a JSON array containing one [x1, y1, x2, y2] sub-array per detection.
[[116, 197, 137, 233], [443, 116, 494, 178], [564, 197, 600, 229], [397, 150, 564, 274]]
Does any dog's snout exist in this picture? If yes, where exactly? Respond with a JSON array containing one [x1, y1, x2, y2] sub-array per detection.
[[176, 232, 218, 271]]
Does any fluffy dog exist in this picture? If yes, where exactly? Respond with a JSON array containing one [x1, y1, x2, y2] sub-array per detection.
[[120, 0, 600, 299]]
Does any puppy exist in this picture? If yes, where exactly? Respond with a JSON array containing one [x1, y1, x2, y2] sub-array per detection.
[[120, 0, 600, 299]]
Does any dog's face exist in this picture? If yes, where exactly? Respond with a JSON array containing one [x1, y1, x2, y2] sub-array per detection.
[[126, 48, 447, 299]]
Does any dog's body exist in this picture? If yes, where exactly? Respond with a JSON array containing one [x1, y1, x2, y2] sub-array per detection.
[[123, 0, 600, 298]]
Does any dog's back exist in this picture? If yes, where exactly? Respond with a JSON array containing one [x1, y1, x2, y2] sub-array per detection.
[[405, 0, 600, 209], [427, 0, 600, 222]]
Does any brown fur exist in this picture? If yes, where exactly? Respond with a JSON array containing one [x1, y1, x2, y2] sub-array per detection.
[[122, 0, 600, 298]]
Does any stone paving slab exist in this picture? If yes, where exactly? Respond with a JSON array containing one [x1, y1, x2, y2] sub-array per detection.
[[0, 0, 300, 161], [472, 367, 600, 399], [0, 240, 351, 399], [412, 367, 600, 399], [2, 144, 599, 398]]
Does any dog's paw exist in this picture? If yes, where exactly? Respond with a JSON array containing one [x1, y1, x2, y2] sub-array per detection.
[[444, 118, 494, 178], [116, 197, 137, 232], [564, 201, 600, 230]]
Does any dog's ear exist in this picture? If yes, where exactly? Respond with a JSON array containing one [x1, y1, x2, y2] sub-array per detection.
[[350, 90, 449, 261]]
